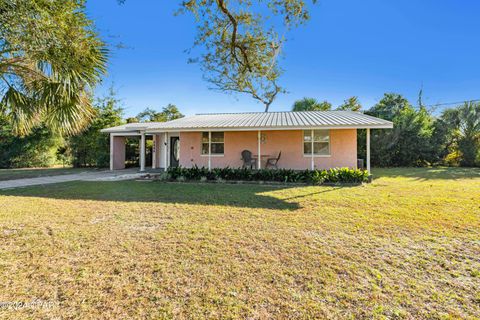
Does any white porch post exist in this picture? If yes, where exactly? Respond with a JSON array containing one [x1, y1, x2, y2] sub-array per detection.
[[208, 131, 212, 170], [311, 129, 314, 170], [366, 128, 371, 173], [164, 133, 168, 169], [109, 134, 114, 171], [152, 134, 157, 169], [257, 130, 261, 169], [140, 131, 146, 172]]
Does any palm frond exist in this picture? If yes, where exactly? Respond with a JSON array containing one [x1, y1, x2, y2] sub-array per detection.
[[1, 86, 39, 135], [0, 0, 107, 135]]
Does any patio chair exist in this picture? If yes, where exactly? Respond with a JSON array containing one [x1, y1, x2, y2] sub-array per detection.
[[241, 150, 256, 169], [266, 151, 281, 169]]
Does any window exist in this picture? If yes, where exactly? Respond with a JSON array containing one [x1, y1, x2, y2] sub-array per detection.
[[201, 132, 224, 155], [303, 130, 330, 156]]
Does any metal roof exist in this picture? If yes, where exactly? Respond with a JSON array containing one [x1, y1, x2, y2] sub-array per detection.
[[101, 111, 393, 133], [100, 123, 150, 134]]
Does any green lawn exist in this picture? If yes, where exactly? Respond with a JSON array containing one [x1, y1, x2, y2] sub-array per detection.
[[0, 167, 98, 181], [0, 168, 479, 319]]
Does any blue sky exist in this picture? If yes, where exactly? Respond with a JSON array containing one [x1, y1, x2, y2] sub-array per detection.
[[86, 0, 480, 117]]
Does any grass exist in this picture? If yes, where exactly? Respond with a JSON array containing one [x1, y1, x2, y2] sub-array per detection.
[[0, 167, 479, 319], [0, 167, 98, 181]]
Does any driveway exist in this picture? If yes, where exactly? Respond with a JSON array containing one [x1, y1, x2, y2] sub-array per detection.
[[0, 169, 144, 190]]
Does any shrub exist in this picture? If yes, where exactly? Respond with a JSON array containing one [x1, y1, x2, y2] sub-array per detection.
[[0, 123, 64, 168], [165, 166, 369, 184]]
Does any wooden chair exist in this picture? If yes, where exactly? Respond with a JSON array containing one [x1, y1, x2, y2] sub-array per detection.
[[241, 150, 256, 169], [266, 151, 281, 169]]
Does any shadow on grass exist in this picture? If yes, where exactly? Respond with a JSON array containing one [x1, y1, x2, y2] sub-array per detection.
[[372, 167, 480, 181], [0, 167, 98, 182], [281, 186, 349, 200], [0, 180, 302, 210]]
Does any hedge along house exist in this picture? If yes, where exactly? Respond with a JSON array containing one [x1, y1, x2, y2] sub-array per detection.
[[101, 111, 393, 172]]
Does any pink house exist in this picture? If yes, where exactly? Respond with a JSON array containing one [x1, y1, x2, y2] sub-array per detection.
[[101, 111, 393, 172]]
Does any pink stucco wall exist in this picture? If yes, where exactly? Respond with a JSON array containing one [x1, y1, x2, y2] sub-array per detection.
[[179, 129, 357, 170], [112, 136, 126, 170]]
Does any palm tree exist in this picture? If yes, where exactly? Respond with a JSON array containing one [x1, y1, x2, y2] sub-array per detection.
[[292, 97, 331, 111], [442, 101, 480, 166], [0, 0, 107, 135]]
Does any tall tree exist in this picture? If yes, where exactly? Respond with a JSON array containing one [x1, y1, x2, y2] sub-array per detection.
[[179, 0, 316, 111], [337, 96, 362, 111], [0, 0, 107, 135], [292, 97, 331, 111], [136, 104, 184, 122], [160, 104, 184, 121], [118, 0, 315, 111], [368, 93, 410, 121], [136, 108, 160, 123], [365, 93, 435, 166]]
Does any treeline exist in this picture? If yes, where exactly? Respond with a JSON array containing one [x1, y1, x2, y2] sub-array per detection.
[[0, 92, 478, 169], [0, 90, 183, 168], [362, 94, 479, 167], [292, 94, 480, 167]]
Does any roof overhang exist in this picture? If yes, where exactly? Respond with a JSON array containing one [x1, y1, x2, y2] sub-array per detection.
[[103, 131, 150, 136], [101, 111, 393, 134], [102, 125, 393, 135], [146, 124, 393, 133], [100, 126, 149, 134]]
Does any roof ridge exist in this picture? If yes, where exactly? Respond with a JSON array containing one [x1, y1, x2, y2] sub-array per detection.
[[195, 110, 355, 115]]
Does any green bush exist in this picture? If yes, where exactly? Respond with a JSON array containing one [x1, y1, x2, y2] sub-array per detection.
[[166, 166, 369, 184], [0, 122, 64, 168]]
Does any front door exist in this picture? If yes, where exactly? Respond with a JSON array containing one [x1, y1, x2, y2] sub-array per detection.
[[170, 137, 180, 167]]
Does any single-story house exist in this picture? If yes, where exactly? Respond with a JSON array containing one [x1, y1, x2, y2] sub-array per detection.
[[101, 111, 393, 172]]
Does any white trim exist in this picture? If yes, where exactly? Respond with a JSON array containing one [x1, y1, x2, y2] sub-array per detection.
[[200, 131, 225, 160], [101, 126, 149, 133], [109, 132, 149, 137], [303, 155, 331, 158], [104, 124, 393, 135], [145, 124, 393, 133], [166, 132, 180, 168], [177, 136, 180, 165], [200, 154, 224, 157], [304, 130, 331, 163]]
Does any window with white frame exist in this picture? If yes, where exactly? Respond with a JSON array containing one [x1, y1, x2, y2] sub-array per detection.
[[303, 130, 330, 156], [201, 132, 224, 155]]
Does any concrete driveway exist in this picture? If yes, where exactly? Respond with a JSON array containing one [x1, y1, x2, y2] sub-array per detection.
[[0, 169, 144, 190]]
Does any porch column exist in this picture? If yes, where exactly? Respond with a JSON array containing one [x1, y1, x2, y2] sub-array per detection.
[[208, 131, 212, 170], [366, 128, 371, 172], [257, 131, 261, 169], [164, 133, 168, 169], [140, 131, 146, 172], [152, 134, 157, 169], [311, 129, 315, 170]]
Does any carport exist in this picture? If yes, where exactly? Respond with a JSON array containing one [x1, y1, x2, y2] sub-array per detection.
[[101, 123, 179, 172]]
